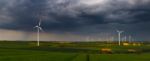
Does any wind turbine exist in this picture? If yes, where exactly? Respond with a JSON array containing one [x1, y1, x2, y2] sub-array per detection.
[[117, 30, 124, 46], [124, 36, 127, 42], [122, 36, 127, 42], [129, 35, 132, 43], [34, 18, 43, 46], [111, 36, 114, 42]]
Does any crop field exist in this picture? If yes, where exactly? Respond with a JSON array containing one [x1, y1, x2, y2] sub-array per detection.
[[0, 41, 150, 61]]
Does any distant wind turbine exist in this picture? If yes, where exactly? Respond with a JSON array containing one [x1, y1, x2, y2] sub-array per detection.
[[117, 30, 124, 46], [111, 36, 114, 42], [129, 35, 132, 43], [34, 18, 43, 46], [122, 36, 127, 42], [124, 36, 127, 42]]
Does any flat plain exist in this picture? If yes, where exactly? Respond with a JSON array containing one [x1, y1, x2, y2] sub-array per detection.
[[0, 41, 149, 61]]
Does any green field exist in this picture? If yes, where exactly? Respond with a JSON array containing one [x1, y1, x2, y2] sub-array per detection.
[[0, 41, 150, 61]]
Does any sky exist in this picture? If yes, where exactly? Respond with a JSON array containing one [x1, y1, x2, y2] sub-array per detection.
[[0, 0, 150, 41]]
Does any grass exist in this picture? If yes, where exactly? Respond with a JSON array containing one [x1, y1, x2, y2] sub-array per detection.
[[0, 48, 78, 61], [0, 41, 149, 61], [90, 53, 150, 61]]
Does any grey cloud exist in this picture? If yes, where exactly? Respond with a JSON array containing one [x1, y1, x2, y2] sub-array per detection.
[[0, 0, 150, 32]]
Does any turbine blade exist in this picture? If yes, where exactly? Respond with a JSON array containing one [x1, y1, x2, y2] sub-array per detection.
[[116, 30, 119, 32], [39, 19, 42, 26], [121, 31, 124, 33], [34, 25, 38, 28], [39, 27, 44, 32]]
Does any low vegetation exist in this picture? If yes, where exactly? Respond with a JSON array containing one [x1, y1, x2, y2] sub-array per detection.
[[0, 41, 149, 61]]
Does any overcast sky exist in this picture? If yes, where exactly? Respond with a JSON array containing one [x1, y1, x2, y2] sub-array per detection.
[[0, 0, 150, 41]]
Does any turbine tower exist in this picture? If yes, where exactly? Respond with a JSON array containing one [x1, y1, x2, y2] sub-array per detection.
[[129, 35, 131, 43], [111, 36, 114, 42], [124, 36, 127, 42], [34, 18, 43, 46], [117, 30, 124, 46]]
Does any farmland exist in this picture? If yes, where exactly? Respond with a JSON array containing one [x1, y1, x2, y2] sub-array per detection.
[[0, 41, 150, 61]]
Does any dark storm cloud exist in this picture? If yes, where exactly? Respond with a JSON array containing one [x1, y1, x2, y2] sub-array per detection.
[[0, 0, 150, 32]]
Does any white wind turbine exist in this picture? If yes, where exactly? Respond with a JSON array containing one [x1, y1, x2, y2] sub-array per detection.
[[117, 30, 124, 46], [34, 18, 43, 46], [111, 36, 114, 42], [129, 35, 132, 43], [122, 36, 127, 42]]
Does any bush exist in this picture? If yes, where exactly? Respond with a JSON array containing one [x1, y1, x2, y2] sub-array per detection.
[[100, 48, 113, 54]]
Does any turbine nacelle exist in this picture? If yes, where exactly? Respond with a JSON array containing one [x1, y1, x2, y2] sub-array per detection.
[[117, 30, 124, 33]]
